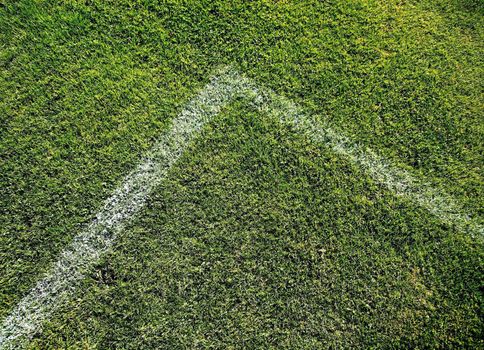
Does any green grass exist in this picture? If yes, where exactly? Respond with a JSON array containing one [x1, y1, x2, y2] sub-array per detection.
[[1, 0, 483, 348]]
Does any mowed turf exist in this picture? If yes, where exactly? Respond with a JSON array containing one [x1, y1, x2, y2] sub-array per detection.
[[0, 0, 483, 348]]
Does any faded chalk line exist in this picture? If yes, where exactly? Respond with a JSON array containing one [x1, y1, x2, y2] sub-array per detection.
[[0, 66, 481, 349]]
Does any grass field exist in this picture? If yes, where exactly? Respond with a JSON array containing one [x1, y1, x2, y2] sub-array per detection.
[[1, 0, 483, 348]]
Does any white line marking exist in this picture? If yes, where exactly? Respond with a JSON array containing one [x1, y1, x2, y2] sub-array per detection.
[[222, 69, 482, 235], [1, 66, 481, 349], [0, 67, 251, 349], [252, 91, 483, 236]]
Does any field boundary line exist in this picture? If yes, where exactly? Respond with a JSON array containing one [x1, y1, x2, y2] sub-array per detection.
[[0, 67, 251, 349], [250, 88, 483, 236], [228, 69, 482, 236], [1, 66, 481, 349]]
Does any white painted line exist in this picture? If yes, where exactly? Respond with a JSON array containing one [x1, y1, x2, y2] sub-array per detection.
[[1, 66, 481, 349], [224, 70, 482, 235], [0, 67, 251, 349], [251, 90, 483, 236]]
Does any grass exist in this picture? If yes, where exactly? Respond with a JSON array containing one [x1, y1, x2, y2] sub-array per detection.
[[1, 0, 483, 348]]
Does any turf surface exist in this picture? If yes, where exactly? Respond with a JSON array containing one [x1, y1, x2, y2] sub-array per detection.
[[1, 0, 483, 348]]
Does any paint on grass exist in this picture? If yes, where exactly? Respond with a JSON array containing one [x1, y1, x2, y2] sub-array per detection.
[[0, 67, 251, 349], [1, 66, 481, 349], [254, 92, 483, 236]]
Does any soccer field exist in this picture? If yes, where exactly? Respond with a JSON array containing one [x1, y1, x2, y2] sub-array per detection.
[[1, 1, 483, 348]]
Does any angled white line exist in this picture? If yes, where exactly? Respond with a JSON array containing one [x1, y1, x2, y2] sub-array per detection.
[[0, 67, 252, 349], [1, 66, 481, 349]]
